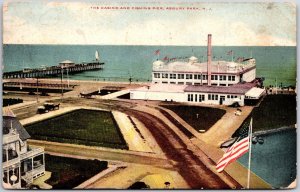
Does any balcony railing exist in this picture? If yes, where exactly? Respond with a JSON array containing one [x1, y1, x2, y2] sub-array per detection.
[[20, 147, 44, 160], [3, 157, 20, 169], [32, 165, 45, 178], [3, 134, 19, 144], [22, 164, 45, 182]]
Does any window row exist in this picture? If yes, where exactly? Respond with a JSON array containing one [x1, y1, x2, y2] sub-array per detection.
[[227, 95, 238, 99], [187, 94, 205, 102], [208, 94, 219, 100], [228, 76, 236, 81], [187, 94, 241, 102], [153, 73, 236, 81]]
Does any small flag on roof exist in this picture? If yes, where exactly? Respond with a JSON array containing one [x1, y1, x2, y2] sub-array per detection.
[[163, 56, 169, 61]]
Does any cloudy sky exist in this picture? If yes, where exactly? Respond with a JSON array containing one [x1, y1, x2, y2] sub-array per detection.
[[3, 1, 296, 46]]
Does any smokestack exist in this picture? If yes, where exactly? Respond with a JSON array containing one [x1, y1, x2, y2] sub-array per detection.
[[207, 34, 212, 86]]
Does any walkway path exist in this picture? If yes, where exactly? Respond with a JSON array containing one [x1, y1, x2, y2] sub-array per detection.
[[112, 111, 153, 153], [157, 104, 271, 189], [197, 106, 254, 146], [28, 140, 172, 169], [123, 106, 239, 189], [84, 163, 189, 189], [99, 89, 130, 99]]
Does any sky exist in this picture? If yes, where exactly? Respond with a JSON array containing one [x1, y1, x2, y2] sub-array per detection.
[[3, 1, 296, 46]]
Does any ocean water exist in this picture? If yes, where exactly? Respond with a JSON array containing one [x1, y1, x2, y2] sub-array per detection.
[[238, 128, 296, 188], [3, 45, 296, 86]]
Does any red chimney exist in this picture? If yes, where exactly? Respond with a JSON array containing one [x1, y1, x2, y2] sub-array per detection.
[[207, 34, 212, 86]]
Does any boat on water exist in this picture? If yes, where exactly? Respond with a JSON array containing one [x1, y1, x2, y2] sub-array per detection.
[[95, 50, 100, 61]]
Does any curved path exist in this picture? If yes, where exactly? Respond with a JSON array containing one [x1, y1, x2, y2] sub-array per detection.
[[122, 108, 240, 189]]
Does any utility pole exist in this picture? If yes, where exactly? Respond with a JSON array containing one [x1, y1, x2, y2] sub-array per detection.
[[67, 66, 69, 88], [36, 77, 39, 103], [61, 66, 64, 101]]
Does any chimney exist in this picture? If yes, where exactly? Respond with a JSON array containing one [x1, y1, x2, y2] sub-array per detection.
[[207, 34, 212, 86]]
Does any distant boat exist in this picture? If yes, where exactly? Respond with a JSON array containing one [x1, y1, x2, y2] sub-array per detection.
[[95, 50, 100, 61]]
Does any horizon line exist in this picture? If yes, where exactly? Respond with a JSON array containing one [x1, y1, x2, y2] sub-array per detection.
[[3, 43, 296, 47]]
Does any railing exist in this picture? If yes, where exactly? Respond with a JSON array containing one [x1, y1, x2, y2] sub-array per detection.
[[22, 171, 33, 184], [32, 165, 45, 178], [21, 165, 45, 186], [20, 147, 44, 160], [3, 134, 19, 144]]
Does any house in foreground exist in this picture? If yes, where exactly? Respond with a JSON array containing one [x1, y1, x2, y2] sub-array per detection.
[[2, 108, 45, 189]]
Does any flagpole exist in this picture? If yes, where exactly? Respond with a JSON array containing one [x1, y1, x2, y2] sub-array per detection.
[[247, 118, 253, 189]]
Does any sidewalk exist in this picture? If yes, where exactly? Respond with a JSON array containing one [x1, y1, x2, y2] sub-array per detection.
[[132, 105, 241, 189], [198, 106, 254, 146], [156, 105, 271, 189], [84, 163, 189, 189], [112, 111, 153, 153]]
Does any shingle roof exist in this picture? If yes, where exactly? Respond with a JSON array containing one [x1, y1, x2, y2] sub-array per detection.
[[3, 116, 31, 141], [133, 83, 187, 92], [184, 83, 257, 95]]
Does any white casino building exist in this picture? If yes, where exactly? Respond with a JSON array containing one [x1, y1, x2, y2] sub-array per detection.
[[130, 34, 265, 106]]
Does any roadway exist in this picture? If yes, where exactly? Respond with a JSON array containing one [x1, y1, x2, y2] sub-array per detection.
[[6, 86, 244, 189]]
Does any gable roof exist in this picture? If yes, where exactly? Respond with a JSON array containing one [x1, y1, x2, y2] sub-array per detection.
[[3, 116, 31, 141]]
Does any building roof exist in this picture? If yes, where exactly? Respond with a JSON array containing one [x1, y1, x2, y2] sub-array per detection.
[[245, 87, 265, 98], [3, 107, 16, 117], [132, 83, 187, 93], [3, 116, 31, 141], [153, 59, 256, 74], [132, 82, 262, 95], [184, 82, 257, 95]]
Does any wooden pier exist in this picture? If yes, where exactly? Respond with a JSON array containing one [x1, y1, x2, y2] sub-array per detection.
[[3, 81, 76, 93], [3, 61, 104, 79]]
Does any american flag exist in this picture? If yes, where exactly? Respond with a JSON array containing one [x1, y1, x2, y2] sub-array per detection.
[[216, 118, 252, 172], [163, 56, 169, 61]]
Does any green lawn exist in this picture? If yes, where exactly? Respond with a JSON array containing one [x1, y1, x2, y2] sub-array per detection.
[[45, 154, 108, 189], [161, 105, 226, 131], [25, 109, 128, 149], [252, 95, 296, 131], [233, 95, 296, 137]]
